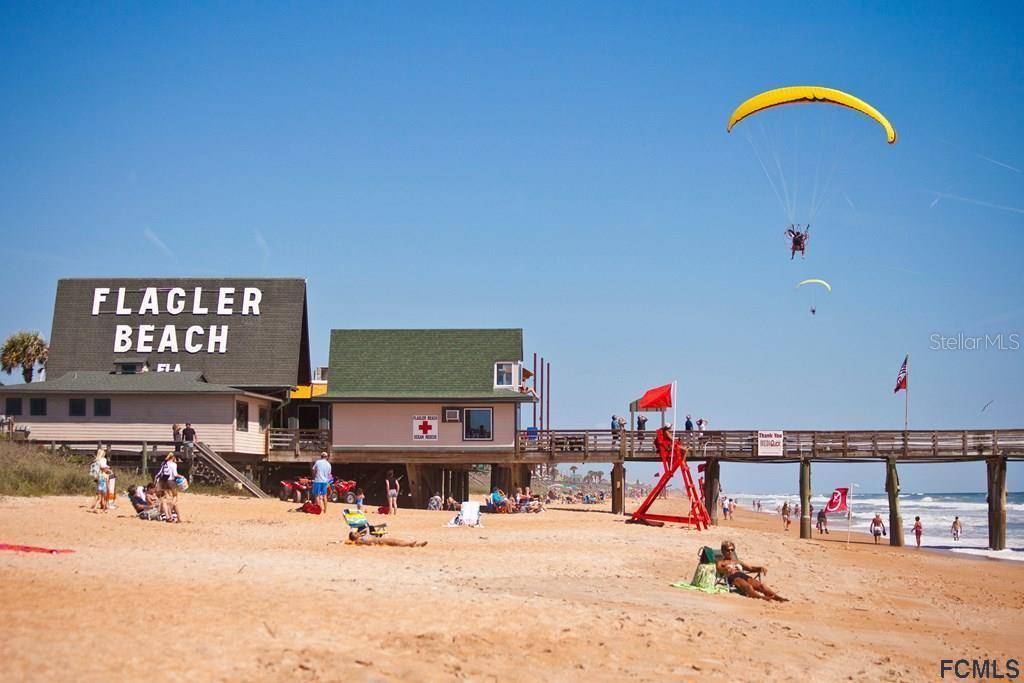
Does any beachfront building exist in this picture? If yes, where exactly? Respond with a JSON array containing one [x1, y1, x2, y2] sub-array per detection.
[[0, 278, 311, 470], [315, 328, 536, 507]]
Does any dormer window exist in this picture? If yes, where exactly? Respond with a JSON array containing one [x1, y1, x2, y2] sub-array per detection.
[[113, 358, 149, 375], [494, 362, 518, 389]]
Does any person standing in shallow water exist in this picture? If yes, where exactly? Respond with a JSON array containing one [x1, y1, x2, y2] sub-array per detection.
[[913, 516, 923, 548], [951, 516, 963, 542]]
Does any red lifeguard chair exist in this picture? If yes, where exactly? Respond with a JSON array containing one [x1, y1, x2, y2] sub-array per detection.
[[628, 383, 711, 530]]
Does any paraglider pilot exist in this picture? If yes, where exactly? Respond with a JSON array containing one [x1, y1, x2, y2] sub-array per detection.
[[786, 225, 810, 260]]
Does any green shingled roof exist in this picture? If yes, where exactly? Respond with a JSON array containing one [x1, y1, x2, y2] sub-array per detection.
[[324, 329, 531, 401]]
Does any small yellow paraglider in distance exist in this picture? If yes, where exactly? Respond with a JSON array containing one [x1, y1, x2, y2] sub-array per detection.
[[727, 86, 897, 144], [797, 278, 832, 316]]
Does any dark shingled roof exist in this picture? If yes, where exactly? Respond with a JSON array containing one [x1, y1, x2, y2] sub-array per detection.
[[0, 371, 251, 395], [324, 329, 531, 401], [47, 278, 310, 389]]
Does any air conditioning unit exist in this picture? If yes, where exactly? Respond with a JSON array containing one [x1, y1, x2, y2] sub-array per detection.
[[443, 408, 462, 423]]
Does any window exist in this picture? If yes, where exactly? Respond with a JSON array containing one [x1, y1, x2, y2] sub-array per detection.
[[4, 397, 22, 416], [29, 398, 47, 416], [94, 398, 111, 417], [258, 406, 270, 432], [69, 398, 86, 417], [463, 408, 493, 441], [442, 408, 462, 423], [494, 362, 515, 388], [236, 401, 249, 431]]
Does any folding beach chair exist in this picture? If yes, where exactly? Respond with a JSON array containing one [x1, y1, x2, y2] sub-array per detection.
[[343, 509, 388, 537], [460, 501, 481, 527]]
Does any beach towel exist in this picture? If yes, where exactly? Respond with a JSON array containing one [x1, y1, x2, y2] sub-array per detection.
[[460, 501, 481, 526], [0, 543, 74, 555], [670, 563, 729, 594]]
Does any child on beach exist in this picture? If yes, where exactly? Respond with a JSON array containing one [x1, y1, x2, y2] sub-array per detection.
[[91, 467, 110, 513], [106, 469, 117, 510], [913, 516, 923, 547], [355, 488, 364, 511]]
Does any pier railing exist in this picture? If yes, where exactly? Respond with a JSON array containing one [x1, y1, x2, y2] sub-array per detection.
[[516, 428, 1024, 463]]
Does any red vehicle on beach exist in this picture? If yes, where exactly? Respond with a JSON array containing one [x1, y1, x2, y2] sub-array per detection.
[[279, 477, 357, 504]]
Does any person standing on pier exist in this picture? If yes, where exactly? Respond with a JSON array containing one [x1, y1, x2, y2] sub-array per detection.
[[685, 415, 694, 431], [610, 414, 621, 445], [636, 414, 648, 448]]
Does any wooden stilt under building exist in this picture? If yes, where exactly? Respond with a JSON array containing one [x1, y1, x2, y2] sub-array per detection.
[[885, 457, 905, 547]]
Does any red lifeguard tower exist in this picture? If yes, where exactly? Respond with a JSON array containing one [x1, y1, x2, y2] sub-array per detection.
[[628, 383, 711, 530]]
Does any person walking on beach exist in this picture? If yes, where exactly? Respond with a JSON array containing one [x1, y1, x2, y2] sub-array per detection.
[[816, 507, 829, 534], [913, 516, 923, 547], [155, 453, 182, 522], [311, 452, 332, 516], [384, 469, 400, 515], [869, 514, 886, 544], [781, 502, 791, 531], [951, 516, 963, 542]]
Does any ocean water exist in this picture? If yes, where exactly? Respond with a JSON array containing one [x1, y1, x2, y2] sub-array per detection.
[[727, 491, 1024, 562]]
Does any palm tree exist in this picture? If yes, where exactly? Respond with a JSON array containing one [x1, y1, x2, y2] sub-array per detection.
[[1, 331, 48, 383]]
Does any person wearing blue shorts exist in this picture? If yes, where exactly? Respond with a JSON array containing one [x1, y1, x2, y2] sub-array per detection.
[[311, 452, 333, 516]]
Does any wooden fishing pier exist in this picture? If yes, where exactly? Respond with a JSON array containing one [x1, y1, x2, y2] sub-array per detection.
[[513, 428, 1022, 551]]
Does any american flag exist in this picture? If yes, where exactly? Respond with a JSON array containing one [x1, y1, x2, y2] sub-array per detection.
[[893, 355, 908, 393]]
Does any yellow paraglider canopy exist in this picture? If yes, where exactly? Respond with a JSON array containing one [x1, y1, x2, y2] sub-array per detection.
[[797, 278, 832, 292], [728, 86, 897, 144]]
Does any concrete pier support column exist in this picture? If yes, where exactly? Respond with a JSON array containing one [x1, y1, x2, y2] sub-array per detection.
[[703, 459, 720, 526], [987, 457, 1007, 550], [885, 457, 905, 547], [611, 461, 625, 515], [799, 459, 812, 539]]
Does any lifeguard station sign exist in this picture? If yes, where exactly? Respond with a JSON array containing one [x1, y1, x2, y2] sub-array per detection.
[[757, 431, 784, 457], [47, 278, 310, 388]]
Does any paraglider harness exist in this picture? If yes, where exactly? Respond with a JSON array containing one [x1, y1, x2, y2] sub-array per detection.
[[787, 225, 809, 259]]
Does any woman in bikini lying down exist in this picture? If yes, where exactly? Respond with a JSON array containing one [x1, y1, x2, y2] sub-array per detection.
[[715, 540, 788, 602]]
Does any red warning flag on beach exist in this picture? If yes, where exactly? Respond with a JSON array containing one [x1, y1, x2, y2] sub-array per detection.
[[823, 487, 849, 514], [893, 355, 908, 393], [635, 383, 673, 410]]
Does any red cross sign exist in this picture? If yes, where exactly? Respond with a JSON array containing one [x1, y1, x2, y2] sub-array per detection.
[[412, 415, 439, 440]]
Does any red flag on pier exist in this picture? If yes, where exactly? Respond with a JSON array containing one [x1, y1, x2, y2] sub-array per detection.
[[635, 383, 673, 410], [823, 487, 849, 514], [893, 355, 908, 393]]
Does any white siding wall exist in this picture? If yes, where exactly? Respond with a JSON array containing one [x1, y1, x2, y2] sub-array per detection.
[[232, 395, 270, 455], [7, 393, 269, 456], [331, 402, 517, 448]]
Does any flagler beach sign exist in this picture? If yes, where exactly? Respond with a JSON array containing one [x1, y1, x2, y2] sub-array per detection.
[[91, 286, 264, 355], [757, 430, 784, 457]]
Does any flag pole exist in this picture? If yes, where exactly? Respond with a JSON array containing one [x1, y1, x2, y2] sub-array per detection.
[[846, 482, 853, 547], [904, 354, 909, 432]]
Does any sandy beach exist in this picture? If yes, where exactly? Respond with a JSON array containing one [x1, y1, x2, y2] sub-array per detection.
[[0, 493, 1021, 682]]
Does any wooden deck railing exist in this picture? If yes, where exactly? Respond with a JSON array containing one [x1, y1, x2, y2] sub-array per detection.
[[516, 429, 1024, 462], [268, 428, 330, 454]]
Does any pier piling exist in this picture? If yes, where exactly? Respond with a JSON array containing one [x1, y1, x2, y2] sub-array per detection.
[[799, 459, 811, 539], [885, 457, 905, 547]]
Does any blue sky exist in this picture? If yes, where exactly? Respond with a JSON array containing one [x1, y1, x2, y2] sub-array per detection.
[[1, 2, 1021, 493]]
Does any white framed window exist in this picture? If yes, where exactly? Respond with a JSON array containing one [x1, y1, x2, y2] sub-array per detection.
[[494, 362, 518, 388], [463, 408, 493, 441]]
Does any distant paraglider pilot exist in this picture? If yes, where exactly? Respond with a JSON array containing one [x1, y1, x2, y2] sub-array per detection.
[[786, 225, 810, 260]]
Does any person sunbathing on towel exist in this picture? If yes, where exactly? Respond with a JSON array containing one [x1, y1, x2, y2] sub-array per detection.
[[347, 531, 427, 547], [715, 540, 787, 602]]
